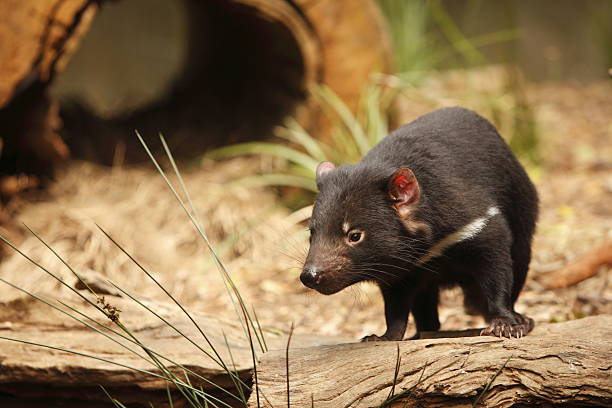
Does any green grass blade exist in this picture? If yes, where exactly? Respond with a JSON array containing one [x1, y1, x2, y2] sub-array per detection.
[[386, 344, 401, 401], [222, 331, 248, 404], [277, 118, 328, 162], [425, 28, 521, 68], [102, 279, 219, 366], [362, 84, 389, 145], [136, 131, 263, 356], [380, 358, 455, 407], [317, 85, 371, 157], [166, 385, 175, 408], [285, 164, 317, 179], [160, 132, 253, 338], [104, 279, 252, 398], [327, 115, 362, 164], [205, 142, 320, 171], [0, 233, 105, 315], [252, 306, 268, 352], [23, 224, 101, 298], [58, 297, 240, 397], [245, 314, 260, 408], [429, 0, 484, 66], [101, 386, 128, 408], [96, 225, 233, 368], [156, 133, 266, 354], [104, 282, 248, 406], [162, 131, 271, 353], [96, 227, 218, 347], [285, 322, 294, 408], [379, 0, 429, 73], [472, 355, 512, 407], [56, 299, 244, 404], [0, 335, 170, 380], [0, 274, 241, 405], [226, 174, 318, 192], [0, 277, 152, 366], [158, 133, 251, 340]]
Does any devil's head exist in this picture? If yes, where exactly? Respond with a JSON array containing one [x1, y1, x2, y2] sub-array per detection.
[[301, 161, 432, 295]]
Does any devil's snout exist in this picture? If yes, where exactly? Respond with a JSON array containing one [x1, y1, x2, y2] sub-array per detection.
[[300, 265, 323, 288], [301, 252, 351, 295]]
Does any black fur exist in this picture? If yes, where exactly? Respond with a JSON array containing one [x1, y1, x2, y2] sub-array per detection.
[[302, 107, 538, 340]]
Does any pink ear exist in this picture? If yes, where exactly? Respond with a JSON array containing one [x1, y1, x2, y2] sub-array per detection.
[[316, 161, 336, 181], [388, 168, 420, 218]]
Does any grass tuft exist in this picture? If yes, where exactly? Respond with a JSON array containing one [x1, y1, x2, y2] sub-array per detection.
[[0, 133, 279, 407], [204, 81, 395, 205]]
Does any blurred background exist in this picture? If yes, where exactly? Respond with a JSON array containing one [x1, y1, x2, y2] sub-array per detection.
[[0, 0, 611, 347], [54, 0, 612, 117]]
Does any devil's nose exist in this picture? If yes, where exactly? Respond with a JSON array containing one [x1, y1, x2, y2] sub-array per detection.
[[300, 265, 322, 288]]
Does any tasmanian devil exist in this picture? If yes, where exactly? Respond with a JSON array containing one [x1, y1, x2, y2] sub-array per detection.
[[300, 107, 538, 341]]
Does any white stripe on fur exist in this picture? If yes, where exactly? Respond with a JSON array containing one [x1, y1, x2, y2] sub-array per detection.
[[417, 206, 500, 265]]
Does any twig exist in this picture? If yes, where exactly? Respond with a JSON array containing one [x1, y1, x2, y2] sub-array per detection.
[[543, 242, 612, 289]]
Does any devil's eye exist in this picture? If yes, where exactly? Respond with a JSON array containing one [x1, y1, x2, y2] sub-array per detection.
[[348, 231, 363, 243]]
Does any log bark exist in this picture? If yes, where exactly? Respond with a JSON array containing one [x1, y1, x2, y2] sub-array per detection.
[[0, 293, 348, 407], [293, 0, 392, 109], [0, 0, 96, 165], [0, 0, 97, 108], [251, 315, 612, 408]]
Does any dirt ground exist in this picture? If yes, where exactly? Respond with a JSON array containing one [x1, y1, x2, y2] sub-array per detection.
[[1, 70, 610, 342]]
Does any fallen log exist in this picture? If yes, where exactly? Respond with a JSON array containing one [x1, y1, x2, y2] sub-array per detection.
[[0, 293, 348, 407], [251, 315, 612, 408]]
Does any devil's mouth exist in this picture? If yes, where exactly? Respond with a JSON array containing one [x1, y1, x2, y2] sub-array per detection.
[[306, 270, 353, 295], [313, 283, 346, 295]]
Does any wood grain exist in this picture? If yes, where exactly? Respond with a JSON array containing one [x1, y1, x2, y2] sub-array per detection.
[[251, 315, 612, 407], [0, 293, 348, 406]]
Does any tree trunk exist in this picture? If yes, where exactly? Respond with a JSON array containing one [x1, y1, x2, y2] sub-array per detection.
[[251, 315, 612, 407]]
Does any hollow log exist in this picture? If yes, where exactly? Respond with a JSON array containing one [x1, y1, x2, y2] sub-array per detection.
[[0, 0, 392, 166], [250, 315, 612, 408]]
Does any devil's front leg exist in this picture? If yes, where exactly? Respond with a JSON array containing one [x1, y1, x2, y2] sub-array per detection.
[[475, 246, 533, 338], [362, 284, 413, 341], [409, 284, 441, 339]]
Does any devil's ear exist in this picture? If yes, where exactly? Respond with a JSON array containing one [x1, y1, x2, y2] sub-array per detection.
[[316, 161, 336, 188], [388, 168, 420, 218]]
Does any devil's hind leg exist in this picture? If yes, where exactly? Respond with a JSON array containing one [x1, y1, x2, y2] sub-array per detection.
[[509, 224, 535, 332], [472, 222, 533, 338]]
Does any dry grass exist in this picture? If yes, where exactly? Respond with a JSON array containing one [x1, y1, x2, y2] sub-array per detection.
[[1, 68, 610, 342], [0, 158, 305, 314]]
